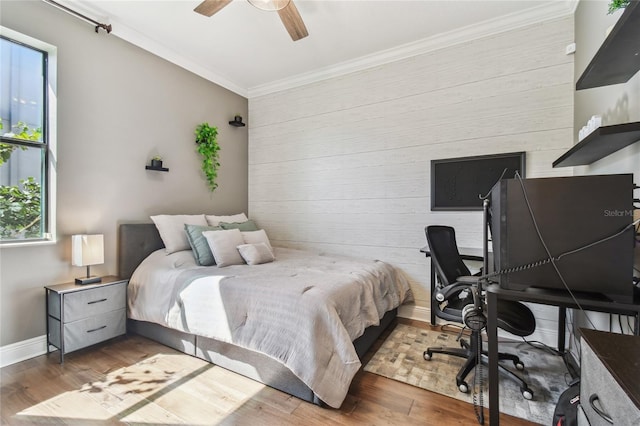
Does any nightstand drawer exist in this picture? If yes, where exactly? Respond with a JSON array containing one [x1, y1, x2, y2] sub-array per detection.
[[580, 336, 640, 426], [61, 283, 126, 323], [577, 404, 590, 426], [63, 308, 126, 353]]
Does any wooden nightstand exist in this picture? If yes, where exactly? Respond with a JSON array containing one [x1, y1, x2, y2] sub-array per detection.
[[45, 275, 127, 363]]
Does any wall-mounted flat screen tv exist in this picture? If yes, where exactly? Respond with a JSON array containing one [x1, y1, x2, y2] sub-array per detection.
[[431, 152, 525, 211]]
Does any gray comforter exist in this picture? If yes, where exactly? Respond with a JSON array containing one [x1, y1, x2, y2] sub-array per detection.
[[127, 247, 412, 408]]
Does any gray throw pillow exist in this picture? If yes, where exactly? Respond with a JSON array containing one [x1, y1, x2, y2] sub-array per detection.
[[241, 229, 273, 251], [202, 229, 246, 267], [237, 243, 275, 265]]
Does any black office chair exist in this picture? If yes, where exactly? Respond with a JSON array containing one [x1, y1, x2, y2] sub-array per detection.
[[423, 225, 536, 399]]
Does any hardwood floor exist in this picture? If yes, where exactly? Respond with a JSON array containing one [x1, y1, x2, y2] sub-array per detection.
[[1, 320, 539, 425]]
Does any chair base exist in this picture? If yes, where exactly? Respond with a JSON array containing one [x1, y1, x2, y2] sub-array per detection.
[[424, 331, 534, 399]]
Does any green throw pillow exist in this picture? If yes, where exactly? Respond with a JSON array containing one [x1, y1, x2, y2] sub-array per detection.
[[219, 220, 259, 232], [185, 224, 222, 266]]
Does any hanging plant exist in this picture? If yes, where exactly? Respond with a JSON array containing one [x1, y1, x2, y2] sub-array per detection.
[[607, 0, 630, 14], [195, 122, 220, 191]]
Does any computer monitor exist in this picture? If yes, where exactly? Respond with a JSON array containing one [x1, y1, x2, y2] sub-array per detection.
[[489, 174, 635, 303]]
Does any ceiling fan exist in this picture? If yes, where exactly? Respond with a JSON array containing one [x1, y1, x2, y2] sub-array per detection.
[[194, 0, 309, 41]]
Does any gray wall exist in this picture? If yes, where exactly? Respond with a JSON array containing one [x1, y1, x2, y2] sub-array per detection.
[[571, 0, 640, 338], [248, 16, 575, 344], [0, 1, 248, 347]]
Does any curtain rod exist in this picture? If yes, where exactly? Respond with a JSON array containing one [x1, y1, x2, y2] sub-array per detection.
[[43, 0, 112, 34]]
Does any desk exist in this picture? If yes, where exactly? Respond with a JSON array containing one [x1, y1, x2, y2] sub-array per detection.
[[486, 285, 640, 426], [420, 245, 483, 325]]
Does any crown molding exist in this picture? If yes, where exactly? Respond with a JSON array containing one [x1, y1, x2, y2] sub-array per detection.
[[248, 1, 576, 98], [47, 0, 248, 98], [46, 0, 576, 100]]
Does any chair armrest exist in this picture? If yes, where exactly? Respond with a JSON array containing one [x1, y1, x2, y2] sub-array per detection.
[[460, 254, 483, 262], [457, 276, 479, 284], [434, 278, 476, 302]]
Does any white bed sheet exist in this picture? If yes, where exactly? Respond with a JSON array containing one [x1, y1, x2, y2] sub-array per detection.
[[127, 246, 412, 408]]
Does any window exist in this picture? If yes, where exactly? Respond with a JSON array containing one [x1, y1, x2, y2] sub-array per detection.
[[0, 30, 56, 244]]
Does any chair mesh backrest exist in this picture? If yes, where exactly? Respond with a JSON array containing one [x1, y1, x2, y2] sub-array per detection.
[[425, 226, 472, 286]]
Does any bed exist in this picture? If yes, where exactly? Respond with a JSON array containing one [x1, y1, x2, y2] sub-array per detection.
[[118, 223, 411, 408]]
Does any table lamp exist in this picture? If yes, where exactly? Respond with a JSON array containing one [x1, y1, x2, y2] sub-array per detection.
[[72, 234, 104, 284]]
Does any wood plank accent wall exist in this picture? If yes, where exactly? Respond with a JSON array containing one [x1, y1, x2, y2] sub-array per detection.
[[248, 17, 575, 342]]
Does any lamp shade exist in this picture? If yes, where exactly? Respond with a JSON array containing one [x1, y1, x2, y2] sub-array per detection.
[[71, 234, 104, 267]]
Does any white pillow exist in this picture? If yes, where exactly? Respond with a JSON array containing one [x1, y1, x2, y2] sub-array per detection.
[[237, 243, 275, 265], [206, 213, 248, 226], [241, 229, 273, 251], [202, 229, 246, 267], [151, 214, 207, 254]]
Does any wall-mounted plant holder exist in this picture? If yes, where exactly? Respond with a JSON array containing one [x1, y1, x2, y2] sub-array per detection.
[[229, 115, 246, 127], [145, 165, 169, 172], [146, 157, 169, 172]]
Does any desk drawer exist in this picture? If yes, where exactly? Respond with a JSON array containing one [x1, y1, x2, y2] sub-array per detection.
[[63, 309, 126, 353], [580, 338, 640, 426], [63, 283, 126, 322]]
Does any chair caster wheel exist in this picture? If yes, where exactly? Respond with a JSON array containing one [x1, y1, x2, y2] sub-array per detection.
[[423, 351, 432, 360], [458, 382, 469, 393], [515, 361, 525, 371], [521, 388, 533, 400]]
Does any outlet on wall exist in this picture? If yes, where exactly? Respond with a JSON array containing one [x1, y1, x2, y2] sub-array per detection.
[[565, 42, 576, 55]]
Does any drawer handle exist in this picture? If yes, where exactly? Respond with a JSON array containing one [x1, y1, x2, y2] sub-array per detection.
[[87, 325, 107, 333], [87, 298, 107, 305], [589, 394, 613, 424]]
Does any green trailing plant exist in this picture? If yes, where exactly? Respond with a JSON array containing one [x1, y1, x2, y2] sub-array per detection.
[[607, 0, 630, 14], [194, 122, 221, 191]]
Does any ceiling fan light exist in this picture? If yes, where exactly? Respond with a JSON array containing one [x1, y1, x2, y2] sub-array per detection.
[[247, 0, 290, 12]]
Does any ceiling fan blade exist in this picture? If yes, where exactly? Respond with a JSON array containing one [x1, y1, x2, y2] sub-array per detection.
[[194, 0, 233, 17], [277, 1, 308, 41]]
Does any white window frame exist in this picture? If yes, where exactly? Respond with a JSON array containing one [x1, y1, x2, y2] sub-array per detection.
[[0, 26, 57, 247]]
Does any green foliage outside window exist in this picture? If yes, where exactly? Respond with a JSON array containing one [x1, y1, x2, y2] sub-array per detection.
[[0, 119, 43, 239], [0, 177, 41, 238], [1, 119, 42, 141]]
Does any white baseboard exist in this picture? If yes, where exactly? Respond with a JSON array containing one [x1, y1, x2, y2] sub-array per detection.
[[0, 335, 47, 368], [398, 304, 431, 323]]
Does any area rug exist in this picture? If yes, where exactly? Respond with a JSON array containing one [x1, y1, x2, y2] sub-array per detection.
[[364, 323, 570, 425]]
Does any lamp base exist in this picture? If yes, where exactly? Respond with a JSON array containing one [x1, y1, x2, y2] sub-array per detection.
[[75, 276, 102, 285]]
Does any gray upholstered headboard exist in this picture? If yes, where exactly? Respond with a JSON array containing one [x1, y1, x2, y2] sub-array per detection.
[[118, 223, 164, 279]]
